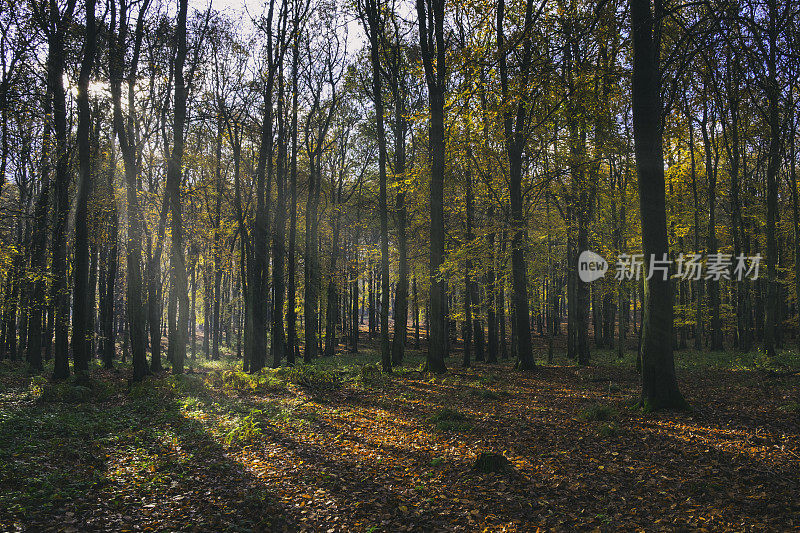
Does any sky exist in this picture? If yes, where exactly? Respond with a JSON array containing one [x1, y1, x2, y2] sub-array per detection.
[[187, 0, 369, 56]]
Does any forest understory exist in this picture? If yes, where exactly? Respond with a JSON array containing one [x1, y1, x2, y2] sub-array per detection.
[[1, 336, 798, 532]]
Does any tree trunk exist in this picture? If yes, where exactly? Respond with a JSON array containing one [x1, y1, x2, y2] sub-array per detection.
[[498, 0, 536, 370], [687, 109, 703, 349], [101, 142, 119, 369], [763, 0, 780, 359], [417, 0, 447, 373], [71, 0, 97, 373], [362, 0, 392, 372], [630, 0, 685, 409], [700, 100, 722, 350], [304, 157, 322, 363], [47, 9, 73, 380], [286, 38, 299, 367], [271, 70, 288, 367], [390, 96, 408, 367], [26, 91, 52, 372], [165, 0, 189, 374], [110, 0, 149, 381]]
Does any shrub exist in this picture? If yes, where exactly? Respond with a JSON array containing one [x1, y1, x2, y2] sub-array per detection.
[[159, 374, 207, 397], [284, 366, 340, 390], [38, 375, 114, 403], [28, 375, 48, 398], [225, 409, 263, 446], [358, 364, 385, 387], [206, 369, 286, 394], [479, 374, 501, 385]]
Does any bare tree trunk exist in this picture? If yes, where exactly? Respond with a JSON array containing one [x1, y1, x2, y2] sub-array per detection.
[[486, 206, 498, 363], [71, 0, 97, 372], [687, 109, 703, 349], [212, 119, 224, 362], [498, 0, 535, 370], [700, 99, 722, 350], [416, 0, 447, 373], [26, 90, 52, 372], [109, 0, 151, 381], [360, 0, 392, 371], [166, 0, 190, 374], [763, 0, 780, 359], [44, 1, 75, 380], [286, 36, 299, 367], [630, 0, 685, 409], [271, 70, 288, 367]]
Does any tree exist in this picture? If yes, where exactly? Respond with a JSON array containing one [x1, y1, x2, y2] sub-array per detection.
[[302, 19, 343, 364], [166, 0, 190, 374], [31, 0, 77, 380], [496, 0, 540, 370], [360, 0, 391, 372], [109, 0, 151, 381], [71, 0, 97, 373], [416, 0, 447, 373], [386, 4, 410, 367], [630, 0, 685, 409]]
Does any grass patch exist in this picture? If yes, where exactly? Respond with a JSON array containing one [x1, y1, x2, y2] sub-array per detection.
[[598, 422, 620, 437], [469, 388, 504, 400], [580, 403, 616, 422], [429, 408, 472, 432], [478, 374, 501, 385]]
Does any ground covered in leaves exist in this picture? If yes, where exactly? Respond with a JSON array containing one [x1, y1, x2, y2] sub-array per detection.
[[1, 344, 799, 532]]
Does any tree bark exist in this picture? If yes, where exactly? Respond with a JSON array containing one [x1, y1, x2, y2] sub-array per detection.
[[630, 0, 685, 409], [71, 0, 97, 373], [286, 35, 299, 366], [109, 0, 150, 381], [498, 0, 535, 370], [165, 0, 189, 374], [43, 0, 76, 380], [416, 0, 447, 373], [763, 0, 780, 359]]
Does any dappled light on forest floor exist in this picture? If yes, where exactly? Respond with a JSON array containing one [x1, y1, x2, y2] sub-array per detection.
[[1, 352, 799, 531]]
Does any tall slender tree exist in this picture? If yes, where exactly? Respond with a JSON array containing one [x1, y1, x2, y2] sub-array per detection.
[[71, 0, 97, 373], [630, 0, 685, 409], [416, 0, 447, 373]]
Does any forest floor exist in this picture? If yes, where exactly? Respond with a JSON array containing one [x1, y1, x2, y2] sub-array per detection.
[[1, 340, 799, 532]]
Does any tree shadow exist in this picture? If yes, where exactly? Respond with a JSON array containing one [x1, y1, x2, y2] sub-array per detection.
[[0, 374, 297, 532]]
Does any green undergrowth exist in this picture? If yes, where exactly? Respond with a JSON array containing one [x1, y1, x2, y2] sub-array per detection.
[[429, 407, 473, 432], [580, 403, 617, 422], [548, 346, 800, 372]]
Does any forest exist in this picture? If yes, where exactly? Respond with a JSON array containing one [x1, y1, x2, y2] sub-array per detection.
[[0, 0, 799, 529]]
